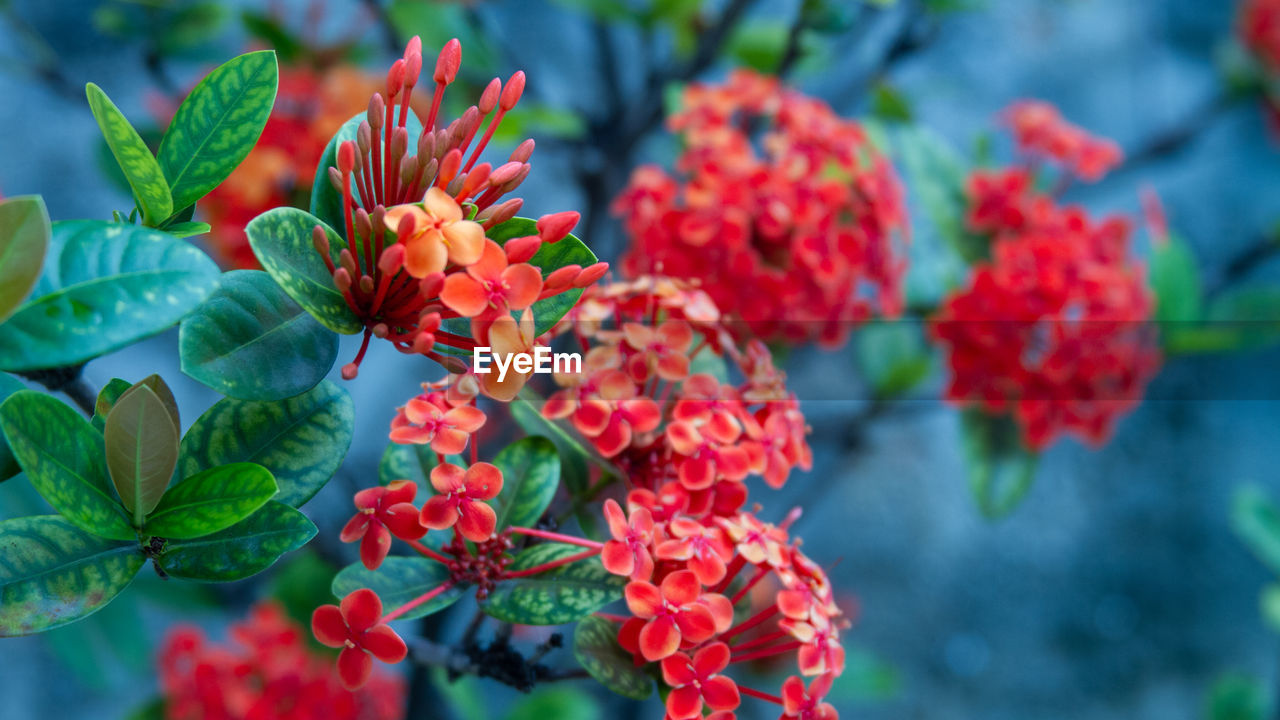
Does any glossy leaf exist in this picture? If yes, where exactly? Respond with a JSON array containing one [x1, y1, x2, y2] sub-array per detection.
[[491, 437, 560, 531], [0, 373, 24, 482], [155, 501, 316, 581], [0, 196, 50, 324], [85, 83, 172, 225], [486, 217, 597, 336], [0, 221, 220, 372], [310, 111, 423, 236], [510, 396, 591, 495], [573, 615, 654, 700], [331, 557, 466, 620], [104, 384, 180, 525], [0, 391, 134, 540], [92, 378, 134, 432], [145, 462, 277, 539], [960, 409, 1039, 520], [480, 543, 623, 625], [158, 50, 279, 213], [378, 441, 448, 492], [246, 207, 362, 334], [163, 222, 211, 239], [177, 381, 353, 507], [180, 270, 338, 400], [0, 515, 143, 636]]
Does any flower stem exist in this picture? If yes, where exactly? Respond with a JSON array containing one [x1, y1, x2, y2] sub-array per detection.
[[509, 527, 604, 549], [730, 566, 769, 605], [738, 685, 784, 705], [730, 640, 801, 664], [383, 581, 455, 623], [502, 547, 601, 579], [406, 538, 452, 565], [719, 605, 779, 642]]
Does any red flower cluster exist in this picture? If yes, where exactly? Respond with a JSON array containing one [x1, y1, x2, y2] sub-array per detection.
[[159, 602, 403, 720], [1002, 101, 1122, 182], [613, 69, 909, 347], [1241, 0, 1280, 71], [932, 105, 1160, 450], [297, 37, 605, 384]]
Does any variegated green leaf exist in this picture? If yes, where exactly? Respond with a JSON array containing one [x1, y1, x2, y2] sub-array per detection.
[[491, 437, 560, 531], [480, 543, 623, 625], [310, 111, 423, 237], [155, 501, 316, 581], [158, 50, 279, 213], [177, 381, 353, 507], [246, 208, 362, 334], [0, 515, 143, 636], [0, 373, 25, 482], [573, 615, 654, 700], [86, 83, 172, 225], [145, 462, 277, 539], [0, 391, 134, 540], [332, 556, 466, 620], [0, 196, 50, 325], [104, 384, 180, 525], [179, 270, 338, 400], [0, 221, 220, 372], [163, 221, 211, 239], [378, 441, 448, 492]]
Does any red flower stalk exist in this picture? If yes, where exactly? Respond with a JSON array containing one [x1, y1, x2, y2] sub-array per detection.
[[311, 589, 409, 690]]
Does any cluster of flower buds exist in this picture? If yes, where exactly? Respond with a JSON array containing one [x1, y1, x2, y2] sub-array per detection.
[[161, 602, 404, 715], [1001, 101, 1122, 182], [315, 37, 605, 382], [613, 69, 909, 348], [932, 103, 1160, 449]]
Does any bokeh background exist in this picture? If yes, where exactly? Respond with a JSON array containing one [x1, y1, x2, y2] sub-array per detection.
[[2, 0, 1280, 718]]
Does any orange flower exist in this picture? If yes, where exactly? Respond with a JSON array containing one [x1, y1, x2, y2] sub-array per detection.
[[389, 394, 486, 454], [385, 187, 486, 277], [479, 308, 538, 401], [440, 238, 543, 317], [600, 499, 655, 580], [624, 570, 723, 661]]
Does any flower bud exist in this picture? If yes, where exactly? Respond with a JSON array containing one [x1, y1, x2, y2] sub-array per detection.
[[339, 249, 359, 275], [359, 274, 375, 294], [337, 141, 357, 174], [355, 208, 372, 243], [510, 139, 535, 163], [379, 243, 406, 274], [537, 211, 579, 243], [574, 262, 609, 288], [488, 161, 523, 187], [437, 148, 462, 187], [334, 267, 353, 293], [357, 122, 372, 154], [327, 166, 343, 192], [544, 264, 581, 290], [434, 38, 461, 85], [504, 235, 542, 264], [368, 93, 386, 128], [312, 226, 331, 257], [478, 78, 501, 114], [341, 362, 359, 380], [499, 71, 525, 111], [386, 58, 406, 98], [418, 272, 445, 299]]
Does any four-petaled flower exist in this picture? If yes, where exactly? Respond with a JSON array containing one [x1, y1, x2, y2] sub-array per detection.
[[441, 238, 543, 318], [384, 187, 485, 278], [622, 319, 694, 382], [624, 570, 723, 661], [601, 498, 655, 580], [389, 394, 486, 454], [660, 642, 741, 720], [311, 589, 408, 690], [655, 517, 734, 586], [420, 462, 504, 542], [340, 480, 426, 570], [780, 675, 839, 720]]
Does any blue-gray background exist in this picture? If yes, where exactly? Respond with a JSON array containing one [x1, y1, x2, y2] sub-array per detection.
[[2, 0, 1279, 718]]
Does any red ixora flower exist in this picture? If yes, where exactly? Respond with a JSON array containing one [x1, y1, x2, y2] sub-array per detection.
[[1240, 0, 1280, 72], [389, 389, 486, 454], [613, 69, 909, 348], [780, 674, 839, 720], [311, 589, 408, 690], [624, 570, 728, 661], [1002, 100, 1122, 182], [340, 479, 426, 570], [660, 642, 741, 720], [420, 462, 503, 542], [601, 498, 656, 580]]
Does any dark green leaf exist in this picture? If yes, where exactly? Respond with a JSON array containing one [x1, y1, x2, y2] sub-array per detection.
[[177, 381, 353, 507], [0, 373, 25, 482], [378, 441, 448, 492], [85, 83, 172, 225], [332, 556, 466, 620], [510, 397, 590, 496], [92, 378, 134, 432], [241, 11, 304, 63], [0, 391, 134, 540], [1151, 235, 1203, 325], [145, 462, 277, 539], [155, 501, 316, 581], [310, 112, 423, 236], [246, 208, 362, 334], [0, 515, 142, 636], [573, 615, 653, 700], [960, 409, 1039, 519], [105, 384, 180, 525], [158, 50, 279, 213], [0, 221, 220, 372], [481, 543, 623, 625], [870, 82, 914, 124], [1233, 486, 1280, 576], [726, 20, 788, 72], [0, 196, 50, 324], [180, 269, 338, 400], [491, 437, 560, 531]]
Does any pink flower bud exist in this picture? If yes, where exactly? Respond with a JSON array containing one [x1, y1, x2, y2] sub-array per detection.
[[379, 243, 406, 274], [419, 272, 445, 299], [387, 59, 406, 98], [438, 148, 462, 186], [504, 235, 542, 264], [341, 362, 359, 380], [359, 274, 375, 294], [488, 161, 523, 187], [368, 93, 385, 128], [499, 71, 525, 111], [312, 226, 331, 257], [537, 211, 579, 243], [574, 262, 609, 288], [479, 78, 501, 114], [544, 264, 581, 290], [334, 267, 353, 293], [510, 139, 535, 163], [434, 38, 461, 85], [337, 141, 356, 174]]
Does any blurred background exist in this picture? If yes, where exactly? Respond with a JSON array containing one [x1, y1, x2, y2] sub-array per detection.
[[3, 0, 1280, 718]]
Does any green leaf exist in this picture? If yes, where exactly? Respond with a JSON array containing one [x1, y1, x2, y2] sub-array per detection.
[[727, 20, 788, 73], [1232, 486, 1280, 576], [0, 373, 25, 482], [310, 112, 423, 236], [870, 82, 914, 124], [92, 378, 134, 432], [573, 615, 653, 700], [510, 397, 591, 496], [0, 220, 220, 372], [332, 556, 466, 620], [0, 391, 134, 540], [177, 381, 353, 507], [481, 543, 623, 625], [960, 409, 1039, 519], [241, 11, 304, 63], [854, 322, 932, 399], [378, 441, 449, 492], [1261, 584, 1280, 634], [246, 207, 362, 334], [1205, 673, 1269, 720], [180, 269, 339, 400], [485, 217, 597, 337], [491, 437, 560, 532], [104, 384, 180, 526], [158, 50, 279, 214], [0, 196, 51, 325], [0, 515, 143, 636], [85, 83, 173, 225], [145, 462, 277, 539], [163, 221, 211, 239], [506, 687, 601, 720], [155, 501, 316, 581], [1151, 235, 1203, 326]]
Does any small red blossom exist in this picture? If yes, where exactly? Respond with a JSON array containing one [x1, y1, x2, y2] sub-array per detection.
[[1002, 100, 1123, 182], [624, 570, 724, 661], [340, 479, 426, 570], [420, 462, 504, 542], [660, 643, 741, 720], [389, 392, 486, 454], [441, 238, 543, 318], [655, 517, 734, 586], [601, 498, 656, 580], [1241, 0, 1280, 71], [780, 674, 839, 720], [311, 589, 408, 690]]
